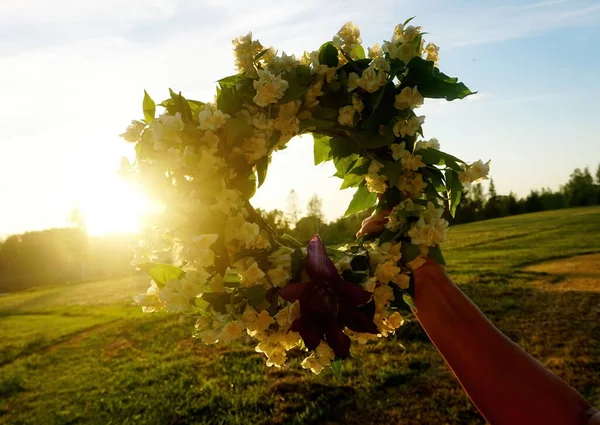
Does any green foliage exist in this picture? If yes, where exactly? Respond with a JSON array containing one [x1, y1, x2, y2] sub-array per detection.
[[279, 69, 310, 103], [137, 263, 185, 288], [225, 118, 253, 146], [418, 148, 464, 171], [428, 246, 446, 265], [318, 42, 339, 68], [246, 285, 266, 308], [400, 243, 421, 262], [340, 173, 364, 190], [216, 84, 244, 116], [402, 293, 417, 311], [404, 57, 473, 101], [333, 155, 359, 178], [344, 184, 377, 217], [313, 135, 332, 165], [445, 170, 463, 217], [256, 156, 269, 188], [142, 90, 156, 123], [330, 359, 343, 379]]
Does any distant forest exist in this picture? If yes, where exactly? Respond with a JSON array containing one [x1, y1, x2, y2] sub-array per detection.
[[261, 164, 600, 246], [1, 164, 598, 293]]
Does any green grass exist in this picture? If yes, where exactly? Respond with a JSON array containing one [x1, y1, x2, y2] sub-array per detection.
[[1, 207, 599, 425]]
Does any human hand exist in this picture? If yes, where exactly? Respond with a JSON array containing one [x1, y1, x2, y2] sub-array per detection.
[[355, 210, 390, 239]]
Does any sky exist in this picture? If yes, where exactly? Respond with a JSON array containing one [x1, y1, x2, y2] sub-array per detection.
[[1, 0, 599, 237]]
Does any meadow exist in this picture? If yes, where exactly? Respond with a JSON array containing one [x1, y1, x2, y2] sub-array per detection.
[[1, 207, 599, 425]]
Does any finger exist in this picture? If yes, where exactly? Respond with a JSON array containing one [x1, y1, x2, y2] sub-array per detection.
[[356, 220, 387, 239]]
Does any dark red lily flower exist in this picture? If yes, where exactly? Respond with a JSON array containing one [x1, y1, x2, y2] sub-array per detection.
[[279, 235, 378, 359]]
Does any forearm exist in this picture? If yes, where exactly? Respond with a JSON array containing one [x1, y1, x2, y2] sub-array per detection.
[[413, 261, 598, 425]]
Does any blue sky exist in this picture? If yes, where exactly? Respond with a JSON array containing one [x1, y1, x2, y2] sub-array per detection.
[[1, 0, 599, 237]]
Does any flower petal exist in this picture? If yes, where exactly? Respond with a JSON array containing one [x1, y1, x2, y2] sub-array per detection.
[[279, 282, 307, 302], [325, 322, 351, 359], [339, 280, 373, 306], [306, 235, 340, 281], [341, 308, 379, 334], [292, 317, 323, 351]]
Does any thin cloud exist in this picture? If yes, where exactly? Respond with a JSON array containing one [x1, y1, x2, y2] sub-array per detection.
[[447, 0, 600, 47], [518, 0, 570, 11]]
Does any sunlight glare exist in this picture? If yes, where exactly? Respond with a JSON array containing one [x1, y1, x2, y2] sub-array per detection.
[[79, 175, 160, 237]]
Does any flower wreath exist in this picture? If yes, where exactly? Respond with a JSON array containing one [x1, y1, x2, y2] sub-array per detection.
[[123, 19, 490, 375]]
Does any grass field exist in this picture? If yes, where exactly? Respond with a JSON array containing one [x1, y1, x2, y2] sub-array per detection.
[[1, 207, 599, 425]]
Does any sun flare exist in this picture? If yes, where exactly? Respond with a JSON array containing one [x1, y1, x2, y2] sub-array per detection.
[[79, 175, 160, 237]]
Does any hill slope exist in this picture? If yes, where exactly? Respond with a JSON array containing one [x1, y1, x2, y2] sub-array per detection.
[[1, 206, 599, 425]]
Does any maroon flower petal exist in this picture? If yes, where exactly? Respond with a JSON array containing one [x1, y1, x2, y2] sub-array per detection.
[[279, 282, 308, 302], [341, 308, 379, 334], [325, 322, 351, 359], [306, 235, 340, 281], [291, 317, 324, 351], [339, 280, 373, 306]]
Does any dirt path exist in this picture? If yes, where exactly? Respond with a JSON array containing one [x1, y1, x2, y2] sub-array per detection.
[[523, 253, 600, 292], [46, 320, 119, 353]]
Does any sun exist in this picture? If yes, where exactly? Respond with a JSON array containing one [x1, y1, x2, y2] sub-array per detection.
[[78, 174, 160, 237]]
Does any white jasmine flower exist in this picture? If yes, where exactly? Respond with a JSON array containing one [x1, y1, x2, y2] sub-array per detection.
[[394, 87, 424, 110], [253, 69, 289, 107], [338, 105, 356, 127], [120, 120, 146, 143]]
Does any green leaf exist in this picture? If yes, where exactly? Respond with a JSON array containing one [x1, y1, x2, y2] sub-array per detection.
[[351, 44, 366, 60], [330, 137, 360, 158], [256, 156, 269, 188], [330, 359, 343, 379], [254, 48, 270, 61], [290, 247, 305, 278], [405, 57, 474, 101], [143, 90, 156, 123], [350, 255, 370, 272], [347, 157, 371, 175], [300, 119, 335, 131], [137, 262, 185, 288], [225, 118, 253, 146], [340, 173, 364, 189], [400, 243, 421, 262], [313, 134, 332, 165], [296, 65, 313, 85], [382, 162, 402, 189], [231, 171, 257, 200], [282, 234, 303, 248], [403, 16, 416, 26], [417, 149, 464, 171], [344, 184, 377, 217], [311, 106, 338, 120], [187, 99, 205, 114], [428, 246, 446, 265], [217, 84, 244, 116], [246, 285, 266, 308], [421, 167, 445, 191], [223, 269, 241, 288], [193, 298, 211, 314], [202, 292, 230, 313], [318, 42, 339, 68], [333, 154, 358, 178], [378, 229, 398, 245], [350, 131, 389, 149], [445, 169, 463, 217], [279, 74, 309, 103], [168, 89, 193, 122], [217, 74, 241, 85], [402, 293, 417, 311]]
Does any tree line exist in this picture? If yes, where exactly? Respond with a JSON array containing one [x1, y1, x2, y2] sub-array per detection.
[[0, 229, 136, 293], [260, 164, 600, 245], [0, 165, 598, 293]]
